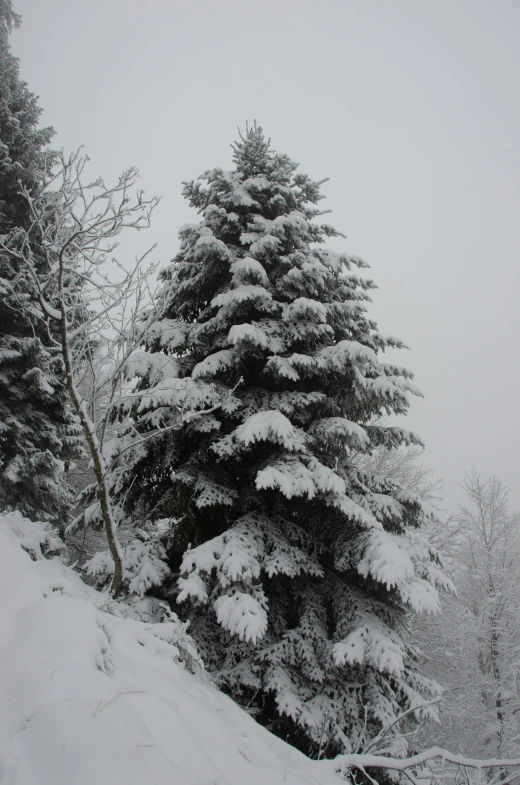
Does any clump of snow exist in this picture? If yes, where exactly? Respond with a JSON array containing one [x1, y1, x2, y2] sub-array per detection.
[[192, 348, 235, 380], [214, 588, 268, 644], [234, 410, 304, 450], [85, 537, 170, 598], [230, 256, 269, 285], [125, 351, 179, 382], [357, 530, 454, 613], [332, 616, 405, 677], [0, 512, 342, 785], [212, 410, 307, 458], [2, 510, 65, 560], [255, 455, 346, 500], [211, 284, 272, 309], [282, 297, 328, 324]]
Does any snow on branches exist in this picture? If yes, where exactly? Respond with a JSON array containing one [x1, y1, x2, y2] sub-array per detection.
[[107, 123, 451, 757]]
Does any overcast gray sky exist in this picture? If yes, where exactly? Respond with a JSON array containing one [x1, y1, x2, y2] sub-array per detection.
[[12, 0, 520, 510]]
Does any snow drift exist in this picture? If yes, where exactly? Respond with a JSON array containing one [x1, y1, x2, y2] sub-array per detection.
[[0, 512, 342, 785]]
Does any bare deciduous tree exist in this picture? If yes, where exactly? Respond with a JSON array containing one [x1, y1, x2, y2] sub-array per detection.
[[1, 150, 243, 597], [457, 470, 520, 756], [0, 150, 161, 595], [412, 470, 520, 761]]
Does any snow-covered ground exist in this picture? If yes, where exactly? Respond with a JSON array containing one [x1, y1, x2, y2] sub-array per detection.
[[0, 512, 343, 785]]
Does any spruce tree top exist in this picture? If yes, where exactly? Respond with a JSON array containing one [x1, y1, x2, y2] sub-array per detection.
[[145, 121, 416, 422], [0, 1, 54, 230]]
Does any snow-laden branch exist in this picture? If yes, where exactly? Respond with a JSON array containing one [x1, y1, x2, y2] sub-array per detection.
[[105, 376, 244, 478], [331, 747, 520, 779]]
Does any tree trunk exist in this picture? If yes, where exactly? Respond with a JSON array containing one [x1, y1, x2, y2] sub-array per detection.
[[58, 260, 124, 597]]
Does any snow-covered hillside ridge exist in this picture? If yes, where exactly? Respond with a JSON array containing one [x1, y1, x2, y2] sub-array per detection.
[[0, 512, 343, 785]]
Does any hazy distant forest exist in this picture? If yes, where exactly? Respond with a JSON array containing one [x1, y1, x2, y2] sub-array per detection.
[[1, 2, 519, 783]]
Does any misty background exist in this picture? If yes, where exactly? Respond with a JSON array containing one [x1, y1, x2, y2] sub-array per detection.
[[12, 0, 520, 508]]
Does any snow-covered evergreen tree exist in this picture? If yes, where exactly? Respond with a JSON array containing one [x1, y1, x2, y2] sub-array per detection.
[[112, 124, 451, 756], [0, 1, 80, 521]]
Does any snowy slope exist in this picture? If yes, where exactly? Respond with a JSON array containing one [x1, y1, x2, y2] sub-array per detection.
[[0, 512, 343, 785]]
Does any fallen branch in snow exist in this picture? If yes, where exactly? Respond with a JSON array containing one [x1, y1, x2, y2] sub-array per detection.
[[332, 747, 520, 783], [93, 690, 145, 716]]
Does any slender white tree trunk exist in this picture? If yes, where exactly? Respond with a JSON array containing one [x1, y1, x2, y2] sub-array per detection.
[[58, 253, 124, 597]]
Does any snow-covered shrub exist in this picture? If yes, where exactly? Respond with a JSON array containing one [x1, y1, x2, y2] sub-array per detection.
[[154, 603, 205, 676], [85, 532, 170, 598], [2, 510, 65, 560]]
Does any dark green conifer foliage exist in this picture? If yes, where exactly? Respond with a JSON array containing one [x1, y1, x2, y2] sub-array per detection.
[[113, 124, 450, 756], [0, 1, 80, 521]]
